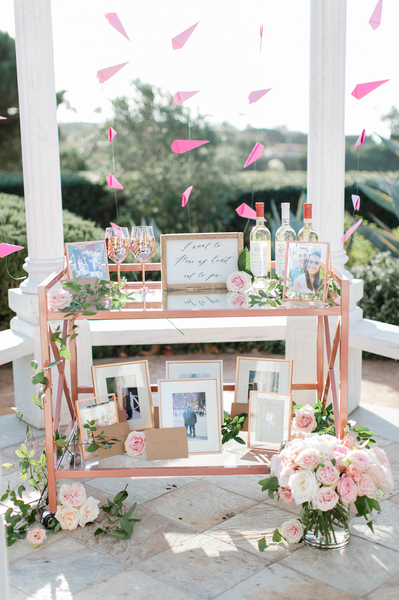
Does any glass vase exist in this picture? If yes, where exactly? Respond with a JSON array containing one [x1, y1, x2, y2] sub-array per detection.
[[304, 521, 350, 550]]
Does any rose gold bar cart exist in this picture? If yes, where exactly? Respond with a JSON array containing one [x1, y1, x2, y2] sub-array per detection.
[[38, 261, 350, 513]]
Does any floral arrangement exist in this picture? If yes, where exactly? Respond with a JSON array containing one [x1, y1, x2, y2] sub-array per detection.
[[55, 482, 100, 530], [125, 431, 146, 457]]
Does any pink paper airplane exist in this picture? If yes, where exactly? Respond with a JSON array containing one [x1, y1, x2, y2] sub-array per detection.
[[107, 174, 123, 189], [171, 140, 209, 154], [97, 62, 129, 84], [369, 0, 383, 30], [355, 129, 366, 148], [105, 13, 130, 41], [351, 79, 389, 99], [0, 116, 7, 120], [352, 195, 361, 211], [0, 243, 24, 258], [244, 143, 264, 168], [182, 186, 193, 207], [260, 25, 263, 51], [236, 203, 266, 221], [108, 127, 117, 142], [248, 89, 271, 104], [172, 22, 199, 50], [173, 91, 199, 105], [110, 222, 123, 237], [341, 219, 363, 243]]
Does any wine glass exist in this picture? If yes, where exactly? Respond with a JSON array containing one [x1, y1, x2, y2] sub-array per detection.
[[131, 226, 155, 294], [105, 226, 130, 288]]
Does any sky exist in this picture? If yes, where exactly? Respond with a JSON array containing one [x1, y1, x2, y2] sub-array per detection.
[[1, 0, 397, 137]]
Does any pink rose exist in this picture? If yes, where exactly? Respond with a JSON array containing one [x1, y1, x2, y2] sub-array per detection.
[[372, 447, 390, 466], [47, 288, 72, 310], [295, 448, 322, 470], [58, 481, 86, 508], [345, 462, 364, 483], [316, 462, 340, 487], [312, 486, 339, 512], [270, 454, 283, 478], [337, 475, 358, 504], [278, 466, 295, 488], [26, 527, 47, 546], [281, 519, 304, 544], [279, 487, 295, 504], [329, 444, 349, 472], [357, 474, 376, 499], [55, 505, 79, 530], [292, 405, 317, 434], [347, 449, 371, 471], [125, 431, 146, 457], [226, 292, 249, 309], [226, 271, 252, 293], [367, 464, 394, 494]]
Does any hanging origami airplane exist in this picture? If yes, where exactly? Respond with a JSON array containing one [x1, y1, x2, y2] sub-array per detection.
[[110, 222, 123, 237], [236, 203, 266, 221], [248, 89, 271, 104], [0, 243, 24, 258], [260, 25, 264, 52], [97, 62, 129, 84], [351, 195, 361, 211], [171, 140, 209, 154], [369, 0, 383, 30], [172, 22, 199, 49], [341, 219, 363, 243], [355, 129, 366, 148], [244, 143, 264, 168], [173, 91, 200, 105], [351, 80, 389, 99], [105, 13, 130, 41], [107, 174, 123, 189], [182, 186, 193, 207], [108, 127, 117, 142], [0, 116, 7, 120]]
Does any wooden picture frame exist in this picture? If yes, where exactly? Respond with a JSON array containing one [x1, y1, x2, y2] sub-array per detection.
[[160, 232, 244, 290], [247, 392, 292, 450], [283, 241, 330, 304], [92, 360, 154, 431], [75, 393, 118, 460], [65, 241, 109, 281], [234, 357, 293, 404]]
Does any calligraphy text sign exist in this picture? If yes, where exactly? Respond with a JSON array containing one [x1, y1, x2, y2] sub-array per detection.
[[161, 233, 243, 290]]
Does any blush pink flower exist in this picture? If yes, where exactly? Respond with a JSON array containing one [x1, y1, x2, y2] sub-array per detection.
[[125, 431, 146, 457], [291, 405, 317, 434], [372, 446, 390, 466], [226, 271, 252, 293], [278, 466, 295, 488], [270, 453, 283, 478], [316, 462, 340, 487], [281, 519, 304, 544], [58, 481, 86, 508], [347, 449, 371, 471], [312, 486, 339, 512], [345, 462, 364, 483], [226, 292, 249, 309], [337, 475, 358, 504], [279, 487, 295, 504], [55, 505, 79, 530], [295, 448, 322, 471], [367, 464, 394, 494], [357, 474, 376, 499], [26, 527, 47, 546], [329, 444, 349, 472], [47, 288, 72, 310]]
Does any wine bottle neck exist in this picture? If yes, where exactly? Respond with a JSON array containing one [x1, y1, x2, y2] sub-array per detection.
[[256, 217, 264, 226], [303, 218, 313, 227], [281, 218, 290, 226]]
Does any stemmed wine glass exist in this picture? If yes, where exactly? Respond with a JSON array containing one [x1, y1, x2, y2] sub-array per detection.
[[105, 226, 130, 288], [131, 226, 155, 294]]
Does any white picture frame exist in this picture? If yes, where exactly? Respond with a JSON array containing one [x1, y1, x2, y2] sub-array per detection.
[[248, 392, 292, 450], [75, 393, 119, 459], [65, 240, 109, 281], [235, 357, 293, 404], [283, 241, 330, 304]]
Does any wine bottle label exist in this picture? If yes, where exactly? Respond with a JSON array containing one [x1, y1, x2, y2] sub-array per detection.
[[250, 241, 269, 276], [275, 242, 287, 277]]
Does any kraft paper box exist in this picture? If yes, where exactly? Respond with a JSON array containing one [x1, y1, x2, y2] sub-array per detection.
[[145, 427, 188, 461], [229, 402, 249, 432], [96, 421, 131, 459]]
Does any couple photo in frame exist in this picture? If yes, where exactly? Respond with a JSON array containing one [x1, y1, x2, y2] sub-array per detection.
[[283, 241, 331, 303]]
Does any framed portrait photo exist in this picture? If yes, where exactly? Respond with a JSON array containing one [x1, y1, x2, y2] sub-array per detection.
[[65, 241, 109, 281], [158, 378, 221, 454], [283, 241, 330, 303], [235, 357, 293, 404], [92, 360, 154, 431], [248, 392, 292, 450], [75, 393, 118, 459]]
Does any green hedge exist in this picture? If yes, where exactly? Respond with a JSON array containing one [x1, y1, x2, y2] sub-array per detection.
[[0, 193, 104, 329]]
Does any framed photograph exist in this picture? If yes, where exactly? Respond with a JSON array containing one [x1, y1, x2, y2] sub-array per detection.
[[235, 357, 293, 404], [75, 393, 118, 459], [65, 241, 109, 280], [92, 360, 154, 431], [160, 232, 243, 291], [158, 378, 221, 454], [248, 392, 292, 450], [283, 241, 330, 303], [165, 360, 223, 420]]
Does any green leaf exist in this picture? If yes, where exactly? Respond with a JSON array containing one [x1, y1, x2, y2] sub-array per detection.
[[1, 463, 13, 470], [106, 530, 130, 540], [17, 485, 25, 498], [94, 528, 104, 536], [58, 347, 71, 360], [258, 537, 267, 552], [366, 520, 375, 533], [124, 503, 137, 519], [259, 476, 279, 492], [272, 528, 282, 543], [32, 372, 46, 385], [31, 360, 39, 370]]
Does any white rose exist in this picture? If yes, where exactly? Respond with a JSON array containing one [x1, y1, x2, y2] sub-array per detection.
[[288, 470, 319, 505], [47, 287, 72, 310], [55, 505, 79, 530], [303, 434, 339, 455], [78, 496, 100, 527], [226, 271, 252, 293]]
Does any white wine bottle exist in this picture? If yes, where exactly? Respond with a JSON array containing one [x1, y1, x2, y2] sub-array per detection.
[[297, 203, 318, 242], [250, 202, 271, 291], [275, 202, 296, 277]]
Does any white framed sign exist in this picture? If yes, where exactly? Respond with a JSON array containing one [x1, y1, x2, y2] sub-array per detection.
[[160, 233, 243, 290]]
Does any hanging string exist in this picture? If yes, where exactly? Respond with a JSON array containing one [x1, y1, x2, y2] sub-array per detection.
[[187, 114, 192, 233], [243, 128, 260, 237], [110, 124, 119, 224], [0, 217, 27, 281]]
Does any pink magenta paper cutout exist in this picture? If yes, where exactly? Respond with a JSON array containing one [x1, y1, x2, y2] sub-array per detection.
[[107, 174, 123, 189], [0, 116, 7, 120], [182, 186, 193, 207], [248, 89, 271, 104], [351, 79, 389, 99], [108, 127, 117, 142], [97, 62, 129, 84], [110, 222, 123, 238], [0, 243, 24, 258], [260, 24, 263, 51], [172, 22, 199, 49], [244, 143, 264, 168], [355, 129, 366, 148], [369, 0, 383, 30], [171, 140, 209, 154], [351, 195, 361, 211], [173, 91, 200, 105], [341, 219, 363, 243], [236, 203, 266, 221], [105, 13, 130, 41]]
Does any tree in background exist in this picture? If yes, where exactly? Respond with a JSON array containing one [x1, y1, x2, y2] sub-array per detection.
[[0, 31, 22, 171]]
